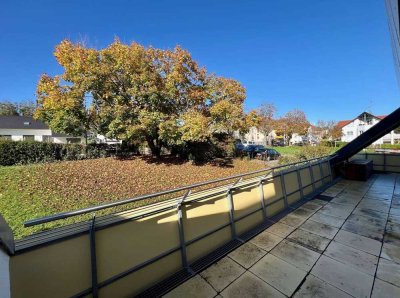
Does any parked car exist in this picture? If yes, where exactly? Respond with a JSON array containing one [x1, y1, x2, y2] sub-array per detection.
[[242, 144, 261, 158], [272, 140, 284, 147], [234, 143, 245, 151], [257, 148, 281, 161]]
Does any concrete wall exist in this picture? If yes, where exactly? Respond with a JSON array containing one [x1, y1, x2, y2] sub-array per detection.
[[8, 159, 333, 298]]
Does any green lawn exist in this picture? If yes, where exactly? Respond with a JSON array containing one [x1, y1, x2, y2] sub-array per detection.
[[0, 157, 267, 239], [272, 146, 303, 156]]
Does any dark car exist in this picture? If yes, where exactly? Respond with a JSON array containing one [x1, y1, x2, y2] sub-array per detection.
[[258, 148, 281, 161], [234, 143, 245, 151], [272, 140, 284, 147], [242, 145, 261, 158]]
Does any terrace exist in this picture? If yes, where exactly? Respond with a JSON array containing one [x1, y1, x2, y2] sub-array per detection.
[[164, 173, 400, 298]]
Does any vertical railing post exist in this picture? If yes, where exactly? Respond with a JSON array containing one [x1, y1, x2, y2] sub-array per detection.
[[279, 170, 288, 208], [226, 178, 242, 239], [383, 153, 386, 172], [89, 214, 98, 298], [258, 170, 273, 220], [308, 161, 316, 192], [327, 159, 333, 182], [318, 160, 324, 184], [296, 166, 304, 199], [176, 190, 192, 273]]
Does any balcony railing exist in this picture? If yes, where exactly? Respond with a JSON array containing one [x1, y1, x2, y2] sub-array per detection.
[[5, 155, 335, 298]]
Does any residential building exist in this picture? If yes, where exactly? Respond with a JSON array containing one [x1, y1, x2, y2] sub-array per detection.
[[234, 127, 276, 145], [0, 116, 85, 144], [338, 112, 400, 145]]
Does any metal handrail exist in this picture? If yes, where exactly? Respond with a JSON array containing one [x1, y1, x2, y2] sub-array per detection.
[[24, 154, 336, 227]]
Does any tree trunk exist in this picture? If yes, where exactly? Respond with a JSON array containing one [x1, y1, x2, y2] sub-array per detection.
[[146, 136, 161, 158]]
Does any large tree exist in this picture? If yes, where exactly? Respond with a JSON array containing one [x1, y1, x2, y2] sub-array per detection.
[[36, 39, 251, 156]]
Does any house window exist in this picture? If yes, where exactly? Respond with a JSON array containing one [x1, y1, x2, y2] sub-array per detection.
[[347, 131, 353, 136], [42, 136, 53, 143], [23, 135, 35, 141], [0, 135, 11, 141], [66, 138, 81, 144]]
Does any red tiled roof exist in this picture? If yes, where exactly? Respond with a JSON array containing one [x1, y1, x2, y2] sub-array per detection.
[[337, 114, 388, 128], [337, 120, 352, 128]]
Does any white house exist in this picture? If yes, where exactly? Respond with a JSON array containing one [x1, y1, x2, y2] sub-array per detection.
[[338, 112, 400, 145], [0, 116, 85, 144], [234, 127, 277, 145]]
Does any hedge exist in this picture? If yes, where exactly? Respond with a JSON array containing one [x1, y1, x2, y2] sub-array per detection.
[[0, 141, 135, 166], [377, 144, 400, 150]]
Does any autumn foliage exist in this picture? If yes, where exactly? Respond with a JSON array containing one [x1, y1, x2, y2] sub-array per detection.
[[36, 39, 256, 157]]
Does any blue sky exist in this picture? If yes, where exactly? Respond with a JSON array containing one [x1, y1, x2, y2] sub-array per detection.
[[0, 0, 398, 123]]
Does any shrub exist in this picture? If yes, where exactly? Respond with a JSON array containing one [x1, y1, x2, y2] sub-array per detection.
[[0, 141, 136, 166], [279, 145, 333, 165], [170, 134, 236, 163], [377, 144, 400, 150]]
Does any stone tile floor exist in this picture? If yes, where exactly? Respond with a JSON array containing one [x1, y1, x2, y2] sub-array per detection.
[[164, 174, 400, 298]]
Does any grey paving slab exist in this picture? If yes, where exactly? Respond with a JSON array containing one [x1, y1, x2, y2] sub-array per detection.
[[287, 228, 330, 253], [290, 207, 315, 218], [346, 213, 387, 230], [200, 257, 245, 292], [371, 279, 400, 298], [250, 254, 307, 296], [220, 272, 286, 298], [376, 257, 400, 287], [389, 213, 400, 224], [318, 203, 353, 219], [309, 211, 345, 228], [301, 201, 322, 211], [270, 239, 320, 271], [334, 229, 382, 256], [228, 242, 266, 269], [352, 208, 388, 221], [381, 243, 400, 264], [266, 222, 296, 238], [163, 275, 216, 298], [324, 241, 378, 276], [293, 275, 353, 298], [311, 255, 374, 298], [279, 213, 306, 228], [300, 219, 339, 239], [342, 220, 384, 241], [310, 198, 328, 206], [386, 222, 400, 232], [330, 195, 360, 206], [249, 231, 283, 252], [389, 207, 400, 217], [383, 229, 400, 247], [358, 200, 391, 214]]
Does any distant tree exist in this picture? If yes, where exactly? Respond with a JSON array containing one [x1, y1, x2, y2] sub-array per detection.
[[256, 103, 276, 145], [275, 109, 309, 145], [0, 101, 19, 116], [18, 101, 37, 117], [331, 123, 343, 140], [316, 120, 342, 140]]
